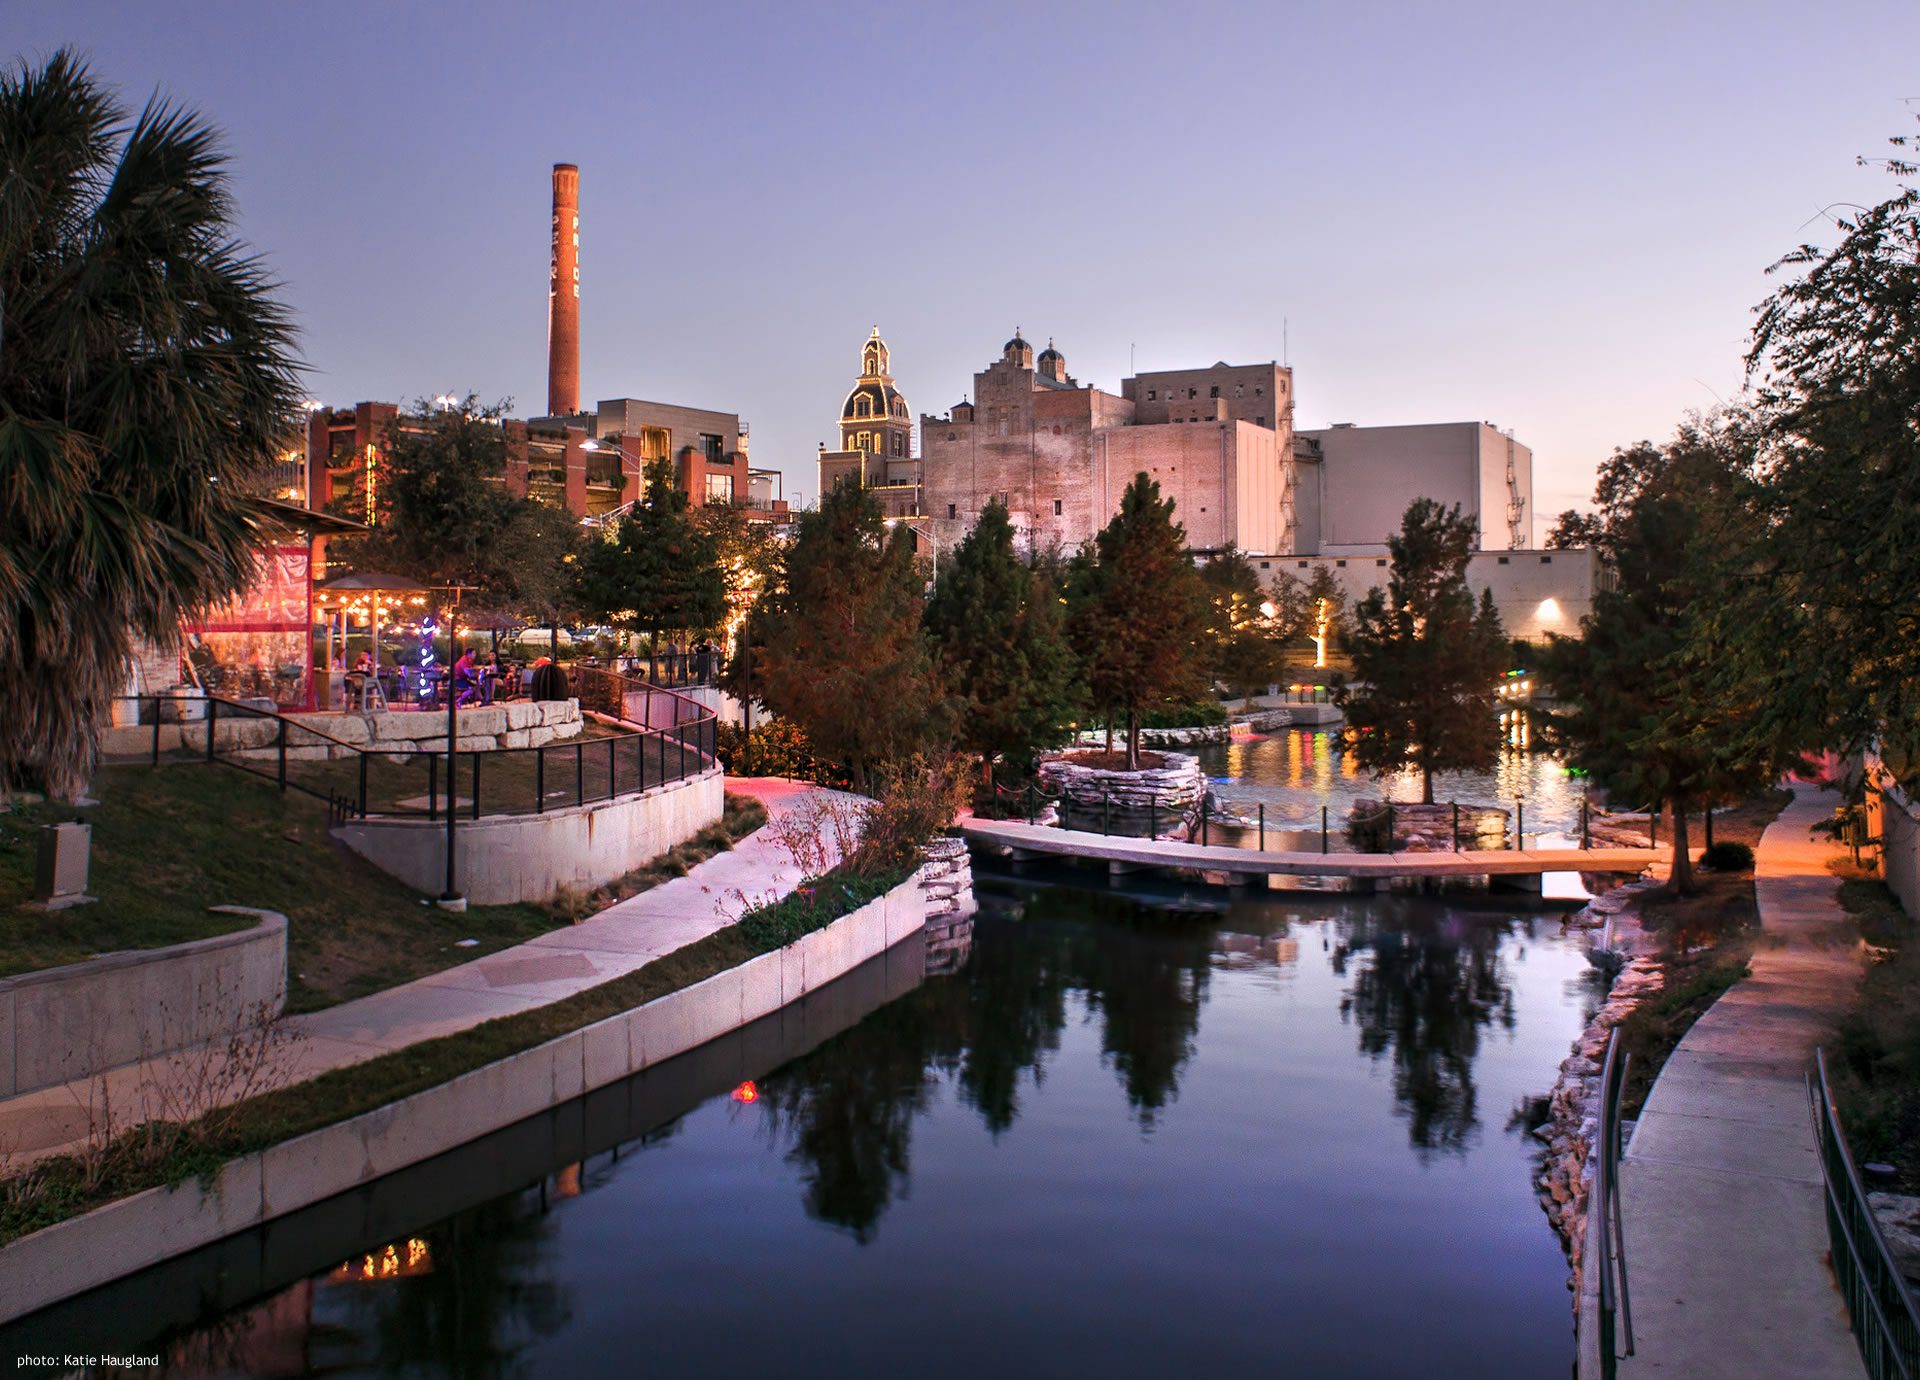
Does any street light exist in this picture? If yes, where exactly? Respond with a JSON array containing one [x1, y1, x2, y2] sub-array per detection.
[[432, 394, 458, 412], [884, 516, 941, 580]]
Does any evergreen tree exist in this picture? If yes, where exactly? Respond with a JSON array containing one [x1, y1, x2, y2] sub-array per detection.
[[1067, 473, 1210, 768], [1338, 499, 1508, 804], [752, 481, 946, 787], [924, 501, 1081, 780], [1539, 423, 1782, 892], [574, 457, 726, 656], [1301, 565, 1347, 671], [1201, 546, 1307, 702]]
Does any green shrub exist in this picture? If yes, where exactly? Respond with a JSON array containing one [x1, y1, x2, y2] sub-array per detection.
[[1701, 840, 1755, 871], [1138, 699, 1229, 729], [714, 719, 847, 785], [736, 866, 908, 949]]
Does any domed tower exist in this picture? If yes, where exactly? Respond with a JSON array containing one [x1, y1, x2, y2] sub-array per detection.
[[1036, 338, 1071, 385], [1002, 330, 1034, 369], [840, 325, 913, 459]]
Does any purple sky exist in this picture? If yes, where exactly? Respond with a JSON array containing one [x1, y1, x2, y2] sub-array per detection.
[[14, 1, 1918, 530]]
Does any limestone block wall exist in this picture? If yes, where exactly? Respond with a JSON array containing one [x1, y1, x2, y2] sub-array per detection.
[[332, 768, 724, 904], [100, 701, 589, 765], [1037, 751, 1206, 839], [0, 909, 287, 1097]]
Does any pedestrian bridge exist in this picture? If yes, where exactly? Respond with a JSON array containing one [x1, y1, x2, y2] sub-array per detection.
[[959, 817, 1659, 890]]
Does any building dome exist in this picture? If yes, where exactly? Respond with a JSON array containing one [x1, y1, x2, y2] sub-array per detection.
[[1002, 329, 1034, 368], [1004, 332, 1031, 355], [842, 381, 907, 421]]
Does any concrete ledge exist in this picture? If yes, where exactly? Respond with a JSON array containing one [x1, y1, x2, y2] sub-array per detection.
[[0, 910, 287, 1098], [0, 870, 929, 1323], [332, 768, 724, 904]]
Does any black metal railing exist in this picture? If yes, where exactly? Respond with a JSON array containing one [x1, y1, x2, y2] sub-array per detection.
[[1811, 1048, 1920, 1380], [986, 776, 1609, 856], [101, 681, 718, 823], [1591, 1026, 1635, 1378]]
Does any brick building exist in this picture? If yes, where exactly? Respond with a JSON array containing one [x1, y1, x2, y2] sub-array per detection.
[[907, 333, 1298, 556], [816, 327, 922, 518]]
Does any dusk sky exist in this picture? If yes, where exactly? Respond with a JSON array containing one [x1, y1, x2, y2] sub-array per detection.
[[15, 1, 1918, 530]]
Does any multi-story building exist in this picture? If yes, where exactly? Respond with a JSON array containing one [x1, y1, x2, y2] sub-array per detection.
[[816, 328, 921, 518], [1292, 421, 1532, 554], [913, 334, 1297, 555]]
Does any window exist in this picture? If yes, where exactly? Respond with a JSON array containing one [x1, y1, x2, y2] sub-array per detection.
[[1257, 416, 1266, 426], [698, 433, 724, 462], [1146, 389, 1156, 400], [1209, 385, 1220, 398], [1336, 560, 1347, 568], [1540, 555, 1553, 564], [1376, 559, 1386, 567], [1187, 388, 1197, 399], [995, 490, 1009, 507], [947, 503, 956, 519], [704, 472, 733, 503], [1297, 560, 1308, 569], [1053, 499, 1063, 516], [1497, 556, 1510, 565], [1254, 387, 1264, 397], [1259, 561, 1270, 569]]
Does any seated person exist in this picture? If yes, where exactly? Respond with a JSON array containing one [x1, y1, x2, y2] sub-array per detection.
[[453, 648, 479, 706]]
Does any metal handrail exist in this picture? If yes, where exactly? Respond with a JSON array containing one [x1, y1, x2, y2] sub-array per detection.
[[101, 689, 718, 822], [1811, 1048, 1920, 1379], [1593, 1025, 1635, 1377]]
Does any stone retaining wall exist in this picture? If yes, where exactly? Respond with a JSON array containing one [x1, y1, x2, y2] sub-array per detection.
[[919, 835, 977, 975], [1038, 751, 1206, 839], [0, 909, 287, 1098], [0, 872, 930, 1324], [97, 700, 585, 763]]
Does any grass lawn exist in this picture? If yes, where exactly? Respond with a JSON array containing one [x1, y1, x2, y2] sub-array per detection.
[[1, 765, 765, 1013], [1827, 861, 1920, 1192], [1613, 788, 1791, 1119]]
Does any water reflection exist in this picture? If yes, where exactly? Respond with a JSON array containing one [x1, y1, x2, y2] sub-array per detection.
[[752, 886, 1534, 1243], [1333, 912, 1518, 1156], [1202, 721, 1582, 830]]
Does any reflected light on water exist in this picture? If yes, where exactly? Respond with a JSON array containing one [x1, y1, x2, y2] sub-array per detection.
[[731, 1080, 760, 1104]]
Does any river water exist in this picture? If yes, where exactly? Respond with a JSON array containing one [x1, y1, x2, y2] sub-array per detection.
[[25, 870, 1601, 1378]]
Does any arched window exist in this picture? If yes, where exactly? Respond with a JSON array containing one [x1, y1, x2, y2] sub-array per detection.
[[854, 395, 871, 418]]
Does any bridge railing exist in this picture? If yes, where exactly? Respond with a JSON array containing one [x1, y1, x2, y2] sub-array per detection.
[[1811, 1048, 1920, 1380]]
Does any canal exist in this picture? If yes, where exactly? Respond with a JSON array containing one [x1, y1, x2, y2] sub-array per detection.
[[21, 867, 1601, 1377]]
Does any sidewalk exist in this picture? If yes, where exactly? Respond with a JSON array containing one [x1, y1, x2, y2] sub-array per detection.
[[1612, 781, 1865, 1378], [0, 777, 833, 1170]]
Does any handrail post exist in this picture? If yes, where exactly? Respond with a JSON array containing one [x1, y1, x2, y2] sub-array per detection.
[[608, 734, 617, 798], [428, 753, 438, 821], [1321, 805, 1329, 855], [1516, 798, 1525, 850], [1258, 802, 1265, 851], [575, 740, 584, 807], [1103, 785, 1110, 836], [536, 746, 546, 813], [1027, 783, 1036, 826], [1582, 796, 1590, 850], [1201, 797, 1210, 846], [277, 717, 288, 791], [1387, 804, 1395, 854], [359, 751, 369, 818], [1452, 801, 1460, 852], [206, 696, 217, 762], [151, 701, 161, 765], [471, 753, 480, 820]]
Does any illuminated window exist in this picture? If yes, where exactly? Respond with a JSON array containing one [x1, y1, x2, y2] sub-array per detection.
[[705, 473, 734, 503]]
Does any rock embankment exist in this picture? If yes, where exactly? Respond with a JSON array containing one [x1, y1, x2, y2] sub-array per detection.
[[1347, 799, 1510, 851], [1532, 875, 1667, 1294]]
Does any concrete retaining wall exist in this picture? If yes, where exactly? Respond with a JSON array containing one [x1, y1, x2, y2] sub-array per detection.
[[0, 873, 929, 1324], [97, 700, 586, 763], [0, 910, 287, 1098], [332, 768, 724, 904]]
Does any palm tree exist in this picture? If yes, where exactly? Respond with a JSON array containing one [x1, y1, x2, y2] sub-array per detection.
[[0, 51, 301, 801]]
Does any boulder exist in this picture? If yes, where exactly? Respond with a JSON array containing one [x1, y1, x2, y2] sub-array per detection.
[[372, 712, 433, 742], [505, 701, 540, 731], [501, 729, 532, 749], [455, 735, 497, 753], [460, 706, 508, 738], [526, 725, 558, 748], [1870, 1193, 1920, 1285]]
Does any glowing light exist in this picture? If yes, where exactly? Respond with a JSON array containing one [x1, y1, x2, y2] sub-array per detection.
[[1536, 598, 1562, 621], [731, 1080, 759, 1104]]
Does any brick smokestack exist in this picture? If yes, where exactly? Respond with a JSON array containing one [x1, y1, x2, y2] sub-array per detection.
[[547, 163, 580, 417]]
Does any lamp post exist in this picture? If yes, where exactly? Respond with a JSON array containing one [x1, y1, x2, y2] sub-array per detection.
[[884, 515, 941, 581]]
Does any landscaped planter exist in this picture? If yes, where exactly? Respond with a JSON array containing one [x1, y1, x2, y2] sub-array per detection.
[[1037, 750, 1206, 839]]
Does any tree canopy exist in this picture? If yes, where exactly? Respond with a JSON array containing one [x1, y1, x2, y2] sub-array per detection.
[[1199, 546, 1294, 702], [751, 480, 947, 787], [1542, 423, 1789, 891], [1741, 122, 1920, 788], [1066, 473, 1210, 768], [574, 457, 727, 648], [0, 53, 302, 799], [1338, 500, 1508, 804], [923, 501, 1081, 777]]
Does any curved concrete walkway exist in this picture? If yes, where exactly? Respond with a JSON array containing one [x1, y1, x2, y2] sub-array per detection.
[[0, 778, 836, 1170], [1606, 781, 1865, 1378]]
